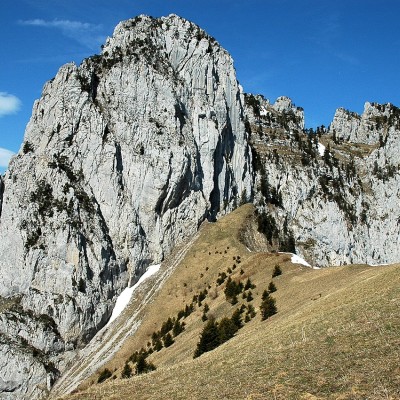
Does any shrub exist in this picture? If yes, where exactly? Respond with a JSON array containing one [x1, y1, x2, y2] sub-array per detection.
[[121, 363, 132, 379], [163, 332, 174, 348], [260, 296, 277, 321], [136, 354, 156, 374], [272, 265, 282, 278], [230, 308, 243, 330], [268, 281, 277, 293], [246, 304, 256, 319], [218, 317, 238, 343], [23, 141, 34, 154], [172, 319, 185, 337], [244, 278, 256, 290], [97, 368, 112, 383], [224, 277, 244, 302], [216, 272, 227, 285], [262, 289, 270, 300], [194, 317, 220, 358], [160, 317, 174, 336]]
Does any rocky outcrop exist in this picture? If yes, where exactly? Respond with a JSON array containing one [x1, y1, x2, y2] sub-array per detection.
[[247, 96, 400, 266], [0, 14, 252, 398], [329, 101, 400, 144]]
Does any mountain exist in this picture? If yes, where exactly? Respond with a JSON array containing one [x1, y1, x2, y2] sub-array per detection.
[[0, 14, 399, 399]]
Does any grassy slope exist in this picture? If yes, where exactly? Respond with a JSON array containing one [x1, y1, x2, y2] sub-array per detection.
[[58, 204, 400, 400]]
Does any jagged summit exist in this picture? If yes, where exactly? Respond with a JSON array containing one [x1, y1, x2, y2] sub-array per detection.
[[330, 101, 400, 143]]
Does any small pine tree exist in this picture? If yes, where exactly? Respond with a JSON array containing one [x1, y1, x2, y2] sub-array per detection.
[[184, 304, 193, 317], [129, 351, 139, 363], [268, 281, 277, 293], [247, 304, 256, 319], [260, 296, 277, 321], [153, 338, 163, 352], [163, 332, 174, 348], [194, 317, 220, 358], [262, 289, 269, 300], [231, 308, 243, 330], [160, 317, 174, 335], [136, 354, 156, 374], [177, 309, 185, 320], [172, 319, 185, 337], [97, 368, 112, 383], [272, 264, 282, 278], [246, 291, 253, 302], [121, 362, 132, 379], [218, 317, 238, 343]]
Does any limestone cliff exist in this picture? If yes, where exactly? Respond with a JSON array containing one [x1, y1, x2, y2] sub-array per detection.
[[246, 96, 400, 266], [0, 14, 252, 398]]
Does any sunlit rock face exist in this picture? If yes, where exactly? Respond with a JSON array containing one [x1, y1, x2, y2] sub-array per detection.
[[0, 14, 252, 398], [246, 95, 400, 267]]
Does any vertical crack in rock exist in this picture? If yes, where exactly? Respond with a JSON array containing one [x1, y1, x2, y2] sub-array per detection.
[[0, 176, 4, 220]]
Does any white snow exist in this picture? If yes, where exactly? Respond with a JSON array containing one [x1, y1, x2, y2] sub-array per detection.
[[368, 263, 389, 267], [106, 264, 161, 327], [260, 106, 268, 116], [279, 252, 313, 268], [318, 142, 326, 156], [291, 254, 312, 267]]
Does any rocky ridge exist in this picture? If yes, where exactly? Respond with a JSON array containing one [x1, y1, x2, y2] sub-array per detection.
[[0, 13, 400, 399], [246, 95, 400, 266]]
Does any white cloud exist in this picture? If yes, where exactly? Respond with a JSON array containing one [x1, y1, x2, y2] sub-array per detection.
[[0, 93, 21, 117], [0, 148, 15, 168], [19, 18, 105, 49]]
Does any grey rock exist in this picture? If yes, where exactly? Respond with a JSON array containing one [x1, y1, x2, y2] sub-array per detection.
[[247, 95, 400, 267]]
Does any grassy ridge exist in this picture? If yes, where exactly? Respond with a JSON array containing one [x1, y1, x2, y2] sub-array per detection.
[[58, 205, 400, 399]]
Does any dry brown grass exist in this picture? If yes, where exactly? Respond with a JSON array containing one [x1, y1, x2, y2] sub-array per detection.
[[56, 205, 400, 400]]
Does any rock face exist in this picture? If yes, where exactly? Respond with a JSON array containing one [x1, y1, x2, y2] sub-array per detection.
[[0, 14, 252, 398], [246, 96, 400, 266]]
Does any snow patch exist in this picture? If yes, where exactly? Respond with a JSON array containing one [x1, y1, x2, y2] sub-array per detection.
[[291, 254, 312, 267], [318, 142, 326, 156], [106, 264, 161, 327], [279, 252, 313, 268], [368, 263, 389, 267], [260, 106, 268, 116]]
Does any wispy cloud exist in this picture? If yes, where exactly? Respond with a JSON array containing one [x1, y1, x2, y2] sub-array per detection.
[[0, 148, 15, 168], [19, 18, 105, 49], [0, 92, 21, 117]]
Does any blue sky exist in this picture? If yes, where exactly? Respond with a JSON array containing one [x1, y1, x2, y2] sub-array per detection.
[[1, 0, 400, 173]]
